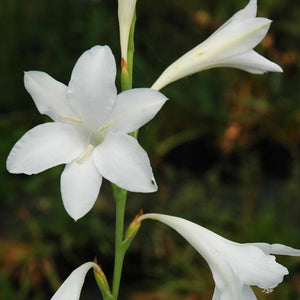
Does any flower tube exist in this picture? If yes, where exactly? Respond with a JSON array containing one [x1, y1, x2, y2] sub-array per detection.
[[139, 213, 300, 300], [152, 0, 282, 91]]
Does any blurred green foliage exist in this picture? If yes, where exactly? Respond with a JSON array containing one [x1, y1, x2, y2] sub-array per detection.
[[1, 0, 300, 299]]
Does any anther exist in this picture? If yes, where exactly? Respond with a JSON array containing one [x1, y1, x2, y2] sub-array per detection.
[[262, 288, 273, 294], [98, 120, 114, 133], [77, 144, 94, 163], [60, 115, 83, 123]]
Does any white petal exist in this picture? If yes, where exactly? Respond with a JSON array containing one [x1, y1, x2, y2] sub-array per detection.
[[67, 45, 117, 128], [210, 263, 244, 300], [93, 132, 157, 192], [240, 285, 257, 300], [213, 0, 257, 36], [225, 243, 288, 289], [61, 156, 102, 221], [233, 0, 257, 20], [212, 281, 257, 300], [109, 88, 168, 133], [250, 243, 300, 256], [189, 18, 271, 67], [24, 71, 77, 122], [212, 287, 221, 300], [7, 123, 85, 175], [218, 50, 283, 73], [51, 262, 99, 300]]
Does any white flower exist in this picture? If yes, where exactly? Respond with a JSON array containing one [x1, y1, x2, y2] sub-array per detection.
[[6, 45, 167, 220], [152, 0, 283, 91], [139, 213, 300, 300], [118, 0, 137, 62], [51, 262, 99, 300]]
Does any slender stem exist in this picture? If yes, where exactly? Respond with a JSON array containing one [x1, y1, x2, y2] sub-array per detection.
[[112, 186, 127, 299]]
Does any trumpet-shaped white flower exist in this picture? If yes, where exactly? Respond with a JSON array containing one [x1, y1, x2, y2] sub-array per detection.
[[6, 45, 167, 220], [118, 0, 137, 62], [139, 213, 300, 300], [152, 0, 283, 91], [51, 262, 99, 300]]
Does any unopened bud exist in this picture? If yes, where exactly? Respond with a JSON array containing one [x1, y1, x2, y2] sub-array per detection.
[[123, 209, 143, 250], [93, 257, 113, 299]]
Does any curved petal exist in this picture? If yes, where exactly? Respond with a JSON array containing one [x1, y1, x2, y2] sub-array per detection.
[[190, 17, 271, 66], [212, 287, 221, 300], [218, 50, 283, 73], [109, 88, 168, 133], [210, 263, 243, 300], [51, 262, 99, 300], [61, 156, 102, 220], [250, 243, 300, 256], [6, 123, 85, 175], [212, 0, 257, 37], [240, 285, 257, 300], [225, 244, 288, 289], [67, 45, 117, 128], [232, 0, 257, 21], [93, 132, 157, 192], [24, 71, 76, 122]]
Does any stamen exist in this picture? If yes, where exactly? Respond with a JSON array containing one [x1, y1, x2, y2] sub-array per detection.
[[60, 114, 83, 123], [98, 120, 114, 133], [77, 144, 94, 163], [262, 288, 273, 294]]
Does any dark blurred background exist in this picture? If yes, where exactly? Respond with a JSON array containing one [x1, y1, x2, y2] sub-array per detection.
[[1, 0, 300, 299]]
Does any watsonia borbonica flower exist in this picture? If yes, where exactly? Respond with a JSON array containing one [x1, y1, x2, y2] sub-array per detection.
[[6, 45, 167, 221], [152, 0, 283, 91], [139, 213, 300, 300]]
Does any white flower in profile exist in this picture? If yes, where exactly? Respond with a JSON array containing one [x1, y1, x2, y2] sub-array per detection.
[[139, 213, 300, 300], [118, 0, 137, 62], [51, 262, 99, 300], [152, 0, 283, 91], [6, 45, 167, 221]]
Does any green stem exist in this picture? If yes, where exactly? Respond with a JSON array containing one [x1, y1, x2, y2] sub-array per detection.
[[111, 186, 127, 299]]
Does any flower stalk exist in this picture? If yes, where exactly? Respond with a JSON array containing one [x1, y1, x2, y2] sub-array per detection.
[[111, 185, 128, 299]]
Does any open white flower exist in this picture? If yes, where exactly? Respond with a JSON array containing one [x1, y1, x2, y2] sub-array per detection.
[[118, 0, 137, 62], [51, 262, 99, 300], [139, 213, 300, 300], [6, 45, 167, 220], [152, 0, 283, 91]]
